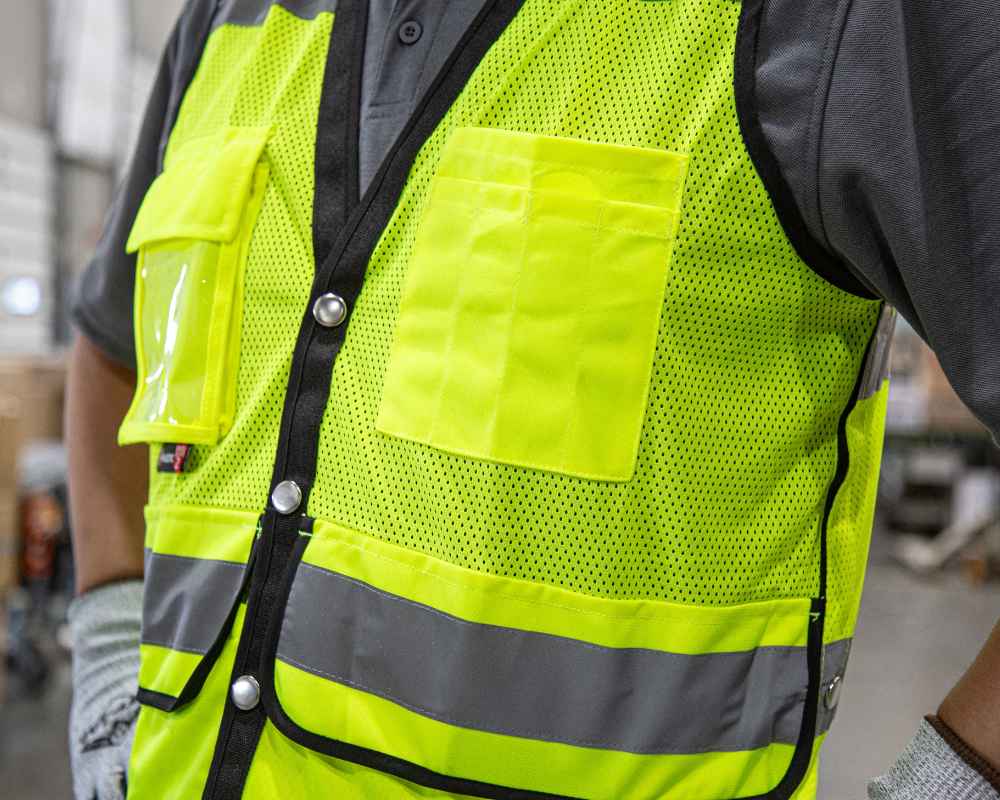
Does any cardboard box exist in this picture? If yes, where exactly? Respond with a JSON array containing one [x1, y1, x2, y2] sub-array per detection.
[[0, 489, 18, 595], [0, 399, 17, 491], [923, 347, 987, 435], [886, 322, 986, 436], [0, 355, 66, 449]]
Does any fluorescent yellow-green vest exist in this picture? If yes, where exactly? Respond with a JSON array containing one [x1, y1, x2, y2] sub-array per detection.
[[120, 1, 891, 798]]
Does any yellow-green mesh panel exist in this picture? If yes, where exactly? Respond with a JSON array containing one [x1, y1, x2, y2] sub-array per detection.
[[307, 0, 882, 611], [147, 7, 333, 511], [826, 383, 890, 641], [148, 0, 884, 620]]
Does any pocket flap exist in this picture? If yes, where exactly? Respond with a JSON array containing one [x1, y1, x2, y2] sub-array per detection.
[[263, 519, 828, 799], [126, 126, 271, 252], [138, 505, 258, 711]]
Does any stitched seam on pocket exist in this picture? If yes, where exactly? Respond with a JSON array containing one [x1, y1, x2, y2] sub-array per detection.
[[305, 534, 803, 628]]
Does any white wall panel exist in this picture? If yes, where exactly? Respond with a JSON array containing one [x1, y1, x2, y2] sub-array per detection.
[[0, 115, 54, 353]]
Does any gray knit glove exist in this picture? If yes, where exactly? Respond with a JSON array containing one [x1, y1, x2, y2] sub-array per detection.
[[68, 580, 143, 800], [869, 720, 1000, 800]]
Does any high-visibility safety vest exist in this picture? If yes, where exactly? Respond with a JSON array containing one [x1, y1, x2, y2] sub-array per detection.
[[120, 1, 893, 798]]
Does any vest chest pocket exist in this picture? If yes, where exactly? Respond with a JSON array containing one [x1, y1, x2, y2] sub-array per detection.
[[377, 128, 688, 481], [118, 126, 271, 447]]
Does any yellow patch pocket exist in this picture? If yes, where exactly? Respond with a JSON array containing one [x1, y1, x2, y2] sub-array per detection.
[[118, 126, 271, 446], [377, 127, 688, 481]]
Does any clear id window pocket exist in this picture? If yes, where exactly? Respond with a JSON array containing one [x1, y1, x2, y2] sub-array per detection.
[[118, 126, 271, 447]]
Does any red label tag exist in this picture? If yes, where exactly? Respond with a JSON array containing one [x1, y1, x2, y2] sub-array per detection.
[[157, 444, 193, 474]]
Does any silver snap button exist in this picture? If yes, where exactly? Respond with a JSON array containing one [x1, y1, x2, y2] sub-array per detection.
[[231, 675, 260, 711], [312, 293, 348, 328], [398, 19, 423, 45], [271, 480, 302, 515], [823, 675, 843, 711]]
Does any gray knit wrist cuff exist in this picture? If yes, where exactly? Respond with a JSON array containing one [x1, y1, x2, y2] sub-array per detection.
[[68, 578, 143, 722], [68, 579, 144, 636], [869, 720, 1000, 800], [69, 579, 144, 800]]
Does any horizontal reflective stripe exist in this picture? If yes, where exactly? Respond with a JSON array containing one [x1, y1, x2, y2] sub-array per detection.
[[142, 550, 247, 654], [305, 519, 813, 654], [278, 561, 848, 756], [214, 0, 337, 28]]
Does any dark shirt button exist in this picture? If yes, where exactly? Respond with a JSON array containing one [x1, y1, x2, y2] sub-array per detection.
[[398, 19, 423, 45]]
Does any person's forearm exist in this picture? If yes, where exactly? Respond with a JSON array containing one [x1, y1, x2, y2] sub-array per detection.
[[66, 334, 148, 594], [938, 619, 1000, 772]]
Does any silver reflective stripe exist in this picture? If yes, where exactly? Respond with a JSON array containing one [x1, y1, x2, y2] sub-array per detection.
[[141, 550, 246, 655], [859, 305, 897, 400], [277, 562, 851, 755], [214, 0, 338, 29], [819, 637, 851, 731]]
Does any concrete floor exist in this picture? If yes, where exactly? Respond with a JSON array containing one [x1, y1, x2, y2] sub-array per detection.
[[1, 534, 998, 799]]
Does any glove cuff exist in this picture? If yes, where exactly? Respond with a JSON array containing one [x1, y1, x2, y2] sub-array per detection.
[[869, 719, 1000, 800], [68, 580, 143, 799], [926, 715, 1000, 793], [69, 579, 143, 749], [68, 579, 144, 641]]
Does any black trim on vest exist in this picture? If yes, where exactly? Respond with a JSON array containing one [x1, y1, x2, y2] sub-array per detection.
[[734, 0, 877, 300], [311, 0, 367, 268], [201, 511, 305, 800], [817, 310, 883, 601], [741, 598, 825, 800], [200, 2, 526, 798], [201, 2, 368, 796], [136, 687, 181, 712]]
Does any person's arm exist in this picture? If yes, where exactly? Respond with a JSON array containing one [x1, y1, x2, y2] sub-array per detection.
[[938, 621, 1000, 774], [816, 2, 1000, 790], [65, 334, 148, 800], [751, 0, 1000, 795], [64, 4, 217, 796], [66, 334, 147, 593]]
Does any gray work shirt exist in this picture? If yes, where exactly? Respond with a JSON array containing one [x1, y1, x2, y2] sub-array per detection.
[[360, 1, 488, 191], [73, 0, 1000, 439]]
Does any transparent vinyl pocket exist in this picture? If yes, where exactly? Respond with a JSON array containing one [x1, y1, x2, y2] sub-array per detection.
[[119, 126, 271, 446]]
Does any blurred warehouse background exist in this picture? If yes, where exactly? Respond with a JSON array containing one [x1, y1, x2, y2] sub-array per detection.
[[0, 2, 998, 798]]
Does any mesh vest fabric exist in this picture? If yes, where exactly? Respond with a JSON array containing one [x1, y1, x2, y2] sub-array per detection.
[[149, 0, 882, 625], [307, 0, 883, 641], [133, 1, 889, 797], [146, 6, 333, 514]]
